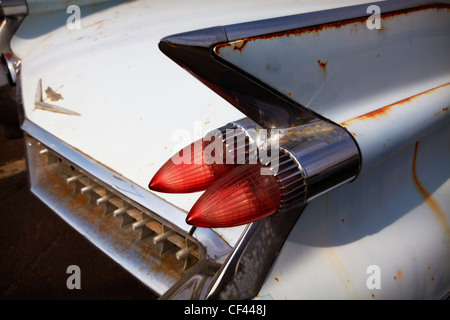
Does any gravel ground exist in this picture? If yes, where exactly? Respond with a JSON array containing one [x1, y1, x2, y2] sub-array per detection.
[[0, 89, 158, 300]]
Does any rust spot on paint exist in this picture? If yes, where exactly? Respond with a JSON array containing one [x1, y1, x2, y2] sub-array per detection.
[[371, 293, 376, 299], [393, 270, 403, 280], [412, 141, 449, 232], [317, 59, 328, 78], [341, 83, 450, 126], [443, 107, 449, 112], [274, 277, 279, 283], [215, 39, 250, 55], [317, 59, 328, 71], [341, 104, 394, 126], [232, 39, 250, 53]]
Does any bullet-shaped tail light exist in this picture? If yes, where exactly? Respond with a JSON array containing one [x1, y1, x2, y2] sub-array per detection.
[[187, 120, 361, 228], [186, 162, 282, 228], [149, 120, 256, 193]]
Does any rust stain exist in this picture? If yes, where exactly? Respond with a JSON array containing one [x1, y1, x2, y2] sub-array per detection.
[[83, 19, 106, 30], [341, 83, 450, 126], [274, 277, 279, 283], [393, 269, 403, 280], [232, 39, 250, 53], [323, 248, 359, 299], [214, 39, 250, 55], [317, 59, 328, 71], [412, 141, 449, 232]]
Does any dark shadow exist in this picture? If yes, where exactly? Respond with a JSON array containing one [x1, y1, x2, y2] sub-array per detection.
[[0, 87, 22, 139]]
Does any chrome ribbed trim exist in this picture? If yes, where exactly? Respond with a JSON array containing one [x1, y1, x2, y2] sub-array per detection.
[[262, 148, 307, 211], [220, 123, 255, 165], [37, 138, 202, 271]]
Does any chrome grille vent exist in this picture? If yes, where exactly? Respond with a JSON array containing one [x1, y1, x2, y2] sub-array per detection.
[[37, 141, 201, 271]]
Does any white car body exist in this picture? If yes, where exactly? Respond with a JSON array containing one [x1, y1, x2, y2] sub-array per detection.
[[4, 0, 449, 299]]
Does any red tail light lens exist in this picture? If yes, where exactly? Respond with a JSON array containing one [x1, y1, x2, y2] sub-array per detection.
[[149, 137, 234, 193], [186, 163, 281, 228]]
